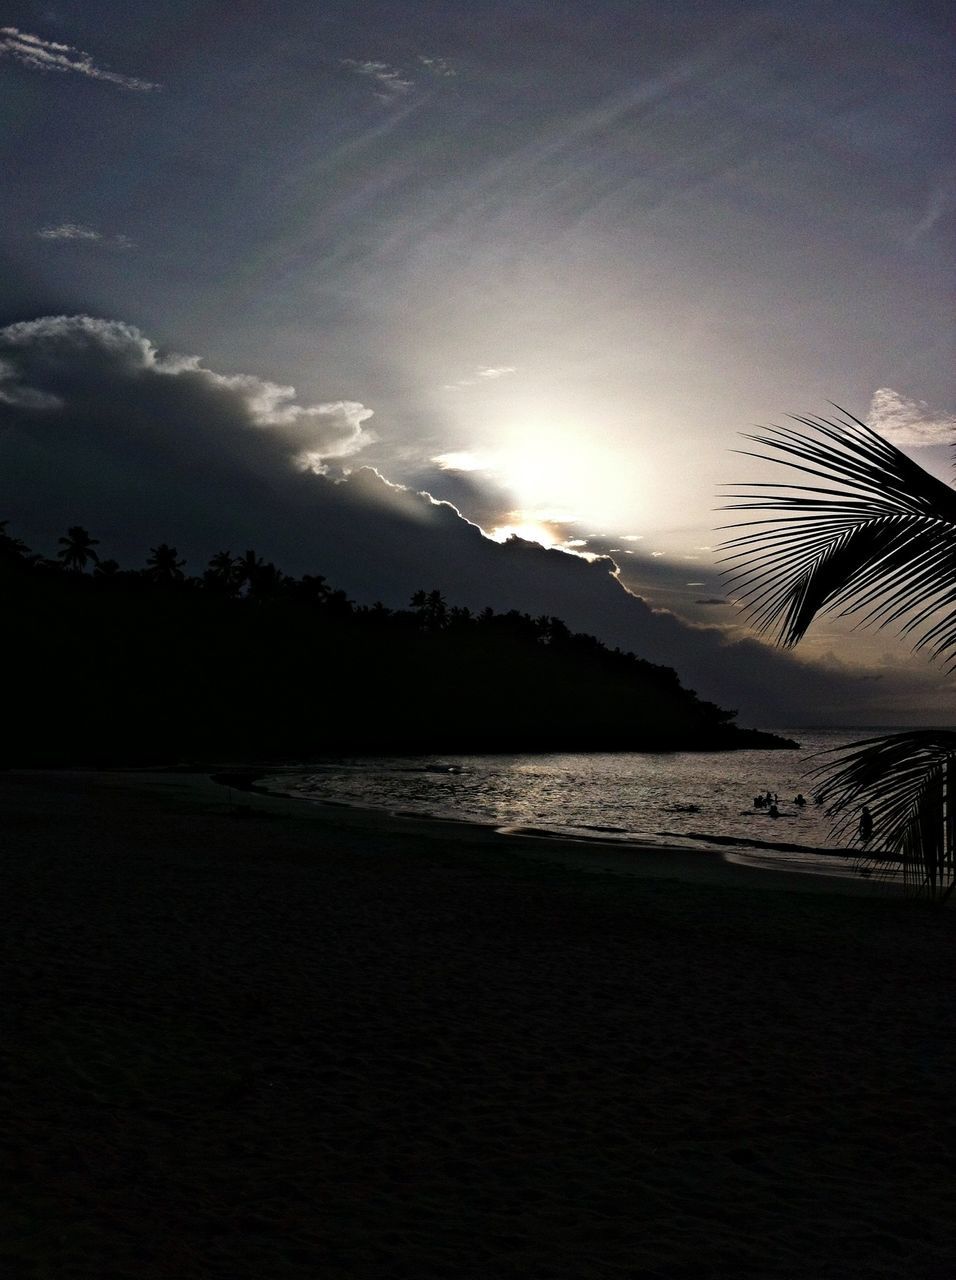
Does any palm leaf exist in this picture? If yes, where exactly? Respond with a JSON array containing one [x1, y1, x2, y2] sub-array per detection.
[[809, 730, 956, 900], [719, 408, 956, 666]]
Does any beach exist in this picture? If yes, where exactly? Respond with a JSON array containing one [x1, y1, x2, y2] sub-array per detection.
[[2, 769, 954, 1279]]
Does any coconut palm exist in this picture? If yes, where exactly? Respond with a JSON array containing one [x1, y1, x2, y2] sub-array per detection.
[[204, 550, 239, 595], [57, 525, 100, 572], [146, 543, 186, 582], [410, 588, 448, 631], [721, 406, 956, 900], [236, 549, 264, 596], [246, 560, 285, 601]]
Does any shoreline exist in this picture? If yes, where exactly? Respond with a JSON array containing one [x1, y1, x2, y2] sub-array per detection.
[[211, 762, 895, 896], [207, 766, 893, 896]]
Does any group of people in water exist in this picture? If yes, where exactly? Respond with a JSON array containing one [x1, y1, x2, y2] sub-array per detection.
[[752, 789, 874, 842], [753, 790, 807, 819]]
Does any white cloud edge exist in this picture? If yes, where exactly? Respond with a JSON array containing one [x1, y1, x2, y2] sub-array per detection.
[[868, 387, 956, 447], [37, 223, 134, 248], [0, 27, 159, 92], [444, 365, 517, 389], [0, 314, 374, 466], [341, 58, 413, 99]]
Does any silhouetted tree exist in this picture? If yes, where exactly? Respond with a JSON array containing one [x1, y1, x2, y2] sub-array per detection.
[[57, 526, 99, 572], [2, 514, 785, 766], [204, 550, 239, 595], [411, 589, 448, 630], [247, 561, 285, 601], [236, 548, 264, 596], [147, 543, 186, 582], [324, 587, 353, 619], [0, 521, 32, 574], [723, 407, 956, 900], [296, 573, 330, 605]]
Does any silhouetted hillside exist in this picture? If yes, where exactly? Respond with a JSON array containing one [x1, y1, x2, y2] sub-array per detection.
[[2, 523, 795, 764]]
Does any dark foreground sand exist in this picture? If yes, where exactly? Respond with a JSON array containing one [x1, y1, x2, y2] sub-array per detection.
[[1, 770, 954, 1279]]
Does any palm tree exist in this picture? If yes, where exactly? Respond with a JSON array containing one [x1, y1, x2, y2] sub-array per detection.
[[236, 549, 264, 596], [296, 573, 330, 605], [721, 406, 956, 900], [146, 543, 186, 582], [204, 550, 239, 595], [410, 589, 448, 631], [246, 560, 285, 602], [57, 525, 100, 572]]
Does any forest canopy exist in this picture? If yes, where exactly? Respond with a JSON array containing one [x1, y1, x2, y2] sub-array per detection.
[[2, 523, 794, 764]]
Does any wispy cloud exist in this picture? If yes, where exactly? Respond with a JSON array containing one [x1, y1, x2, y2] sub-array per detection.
[[868, 387, 956, 447], [444, 365, 517, 390], [0, 27, 159, 91], [907, 171, 956, 245], [37, 222, 100, 241], [418, 55, 456, 78], [37, 223, 134, 248], [341, 58, 413, 101]]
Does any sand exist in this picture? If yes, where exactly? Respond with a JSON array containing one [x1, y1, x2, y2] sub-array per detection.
[[1, 769, 953, 1279]]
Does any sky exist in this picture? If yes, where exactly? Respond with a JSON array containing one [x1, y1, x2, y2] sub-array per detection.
[[1, 0, 954, 726]]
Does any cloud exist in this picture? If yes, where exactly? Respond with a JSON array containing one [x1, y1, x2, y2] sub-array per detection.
[[0, 315, 373, 472], [908, 171, 956, 244], [432, 450, 498, 472], [1, 313, 952, 727], [0, 27, 159, 91], [868, 387, 956, 447], [37, 223, 134, 248], [445, 365, 517, 389], [418, 55, 457, 78], [37, 223, 100, 241], [695, 598, 727, 606], [342, 58, 413, 101]]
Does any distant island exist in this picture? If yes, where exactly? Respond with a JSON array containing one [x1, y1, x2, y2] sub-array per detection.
[[3, 523, 796, 764]]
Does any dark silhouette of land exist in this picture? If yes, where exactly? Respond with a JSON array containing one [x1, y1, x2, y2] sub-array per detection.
[[2, 522, 794, 764]]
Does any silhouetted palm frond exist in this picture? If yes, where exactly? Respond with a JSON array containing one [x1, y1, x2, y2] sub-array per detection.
[[810, 730, 956, 901], [720, 408, 956, 667]]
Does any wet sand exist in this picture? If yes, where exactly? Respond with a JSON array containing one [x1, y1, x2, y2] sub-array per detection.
[[1, 769, 953, 1278]]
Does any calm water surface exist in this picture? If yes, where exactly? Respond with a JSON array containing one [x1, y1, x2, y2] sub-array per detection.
[[264, 729, 906, 880]]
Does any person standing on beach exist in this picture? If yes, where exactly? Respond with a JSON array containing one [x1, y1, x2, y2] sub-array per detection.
[[858, 805, 874, 843]]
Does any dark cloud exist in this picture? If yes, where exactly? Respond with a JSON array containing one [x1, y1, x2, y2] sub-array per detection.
[[400, 462, 517, 534], [695, 598, 727, 606], [2, 314, 953, 728]]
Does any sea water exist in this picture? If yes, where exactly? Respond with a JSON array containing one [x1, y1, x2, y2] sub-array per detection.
[[264, 729, 907, 880]]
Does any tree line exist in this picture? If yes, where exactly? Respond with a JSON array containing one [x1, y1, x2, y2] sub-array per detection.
[[1, 520, 791, 765]]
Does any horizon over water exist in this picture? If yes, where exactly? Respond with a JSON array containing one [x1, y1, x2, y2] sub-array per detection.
[[264, 728, 915, 882]]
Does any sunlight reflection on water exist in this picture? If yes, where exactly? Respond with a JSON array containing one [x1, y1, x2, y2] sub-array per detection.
[[265, 729, 907, 880]]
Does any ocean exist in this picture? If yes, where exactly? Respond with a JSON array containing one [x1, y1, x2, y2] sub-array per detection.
[[263, 728, 906, 882]]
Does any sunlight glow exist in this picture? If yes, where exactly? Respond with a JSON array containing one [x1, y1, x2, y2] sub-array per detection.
[[488, 520, 561, 548]]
